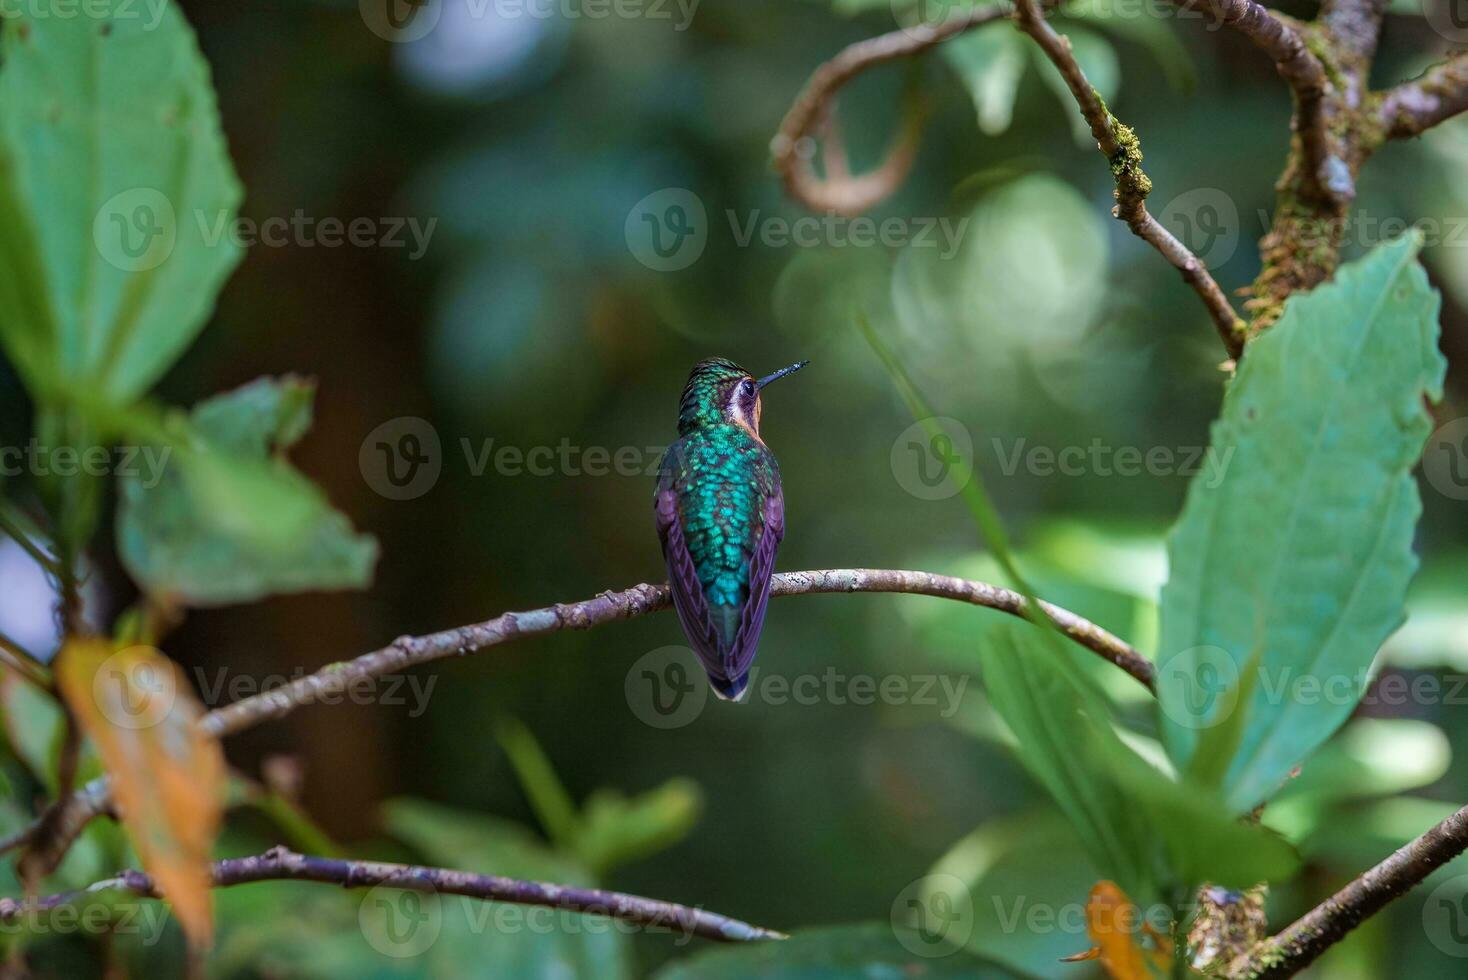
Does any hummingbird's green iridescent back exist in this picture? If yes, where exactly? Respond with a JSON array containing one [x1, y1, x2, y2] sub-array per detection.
[[654, 357, 806, 700]]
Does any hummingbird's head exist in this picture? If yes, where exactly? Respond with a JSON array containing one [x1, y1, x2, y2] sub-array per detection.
[[677, 357, 809, 438]]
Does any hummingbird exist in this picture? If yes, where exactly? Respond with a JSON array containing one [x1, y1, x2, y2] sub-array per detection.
[[654, 357, 809, 701]]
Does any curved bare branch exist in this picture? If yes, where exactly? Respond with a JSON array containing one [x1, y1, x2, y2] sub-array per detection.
[[772, 5, 1011, 215]]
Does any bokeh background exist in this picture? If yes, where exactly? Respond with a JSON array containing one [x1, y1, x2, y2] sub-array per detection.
[[2, 0, 1467, 975]]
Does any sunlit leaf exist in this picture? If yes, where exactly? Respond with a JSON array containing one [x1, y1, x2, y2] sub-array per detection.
[[1263, 719, 1453, 844], [1157, 233, 1447, 813], [56, 638, 223, 947]]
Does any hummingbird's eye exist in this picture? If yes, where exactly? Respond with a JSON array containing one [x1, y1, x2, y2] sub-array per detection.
[[740, 380, 755, 397]]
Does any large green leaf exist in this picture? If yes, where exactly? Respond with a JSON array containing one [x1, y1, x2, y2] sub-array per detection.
[[981, 622, 1298, 901], [1157, 234, 1446, 813], [978, 623, 1158, 902], [0, 7, 242, 403], [116, 377, 377, 606], [653, 924, 1006, 979]]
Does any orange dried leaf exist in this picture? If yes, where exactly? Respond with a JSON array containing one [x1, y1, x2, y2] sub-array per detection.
[[56, 638, 223, 948], [1084, 880, 1157, 980], [1060, 946, 1102, 962]]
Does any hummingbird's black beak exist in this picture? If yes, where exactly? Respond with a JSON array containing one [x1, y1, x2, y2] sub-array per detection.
[[756, 360, 810, 390]]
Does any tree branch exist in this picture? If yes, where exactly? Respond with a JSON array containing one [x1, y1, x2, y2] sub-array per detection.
[[0, 567, 1152, 857], [200, 566, 1153, 738], [1012, 0, 1247, 359], [1319, 0, 1389, 76], [771, 4, 1011, 215], [1177, 0, 1340, 203], [1227, 803, 1468, 978], [1378, 53, 1468, 140], [0, 845, 785, 944]]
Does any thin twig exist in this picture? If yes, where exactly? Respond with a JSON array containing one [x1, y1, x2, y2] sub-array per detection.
[[0, 845, 785, 943], [1378, 53, 1468, 140], [1227, 803, 1468, 978], [0, 781, 109, 857], [0, 504, 59, 574], [0, 566, 1152, 857], [18, 708, 84, 889], [0, 632, 51, 689], [771, 4, 1011, 215], [1012, 0, 1247, 359]]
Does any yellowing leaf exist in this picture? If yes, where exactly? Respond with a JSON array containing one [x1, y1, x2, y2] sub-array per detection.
[[1084, 881, 1167, 980], [56, 638, 223, 947]]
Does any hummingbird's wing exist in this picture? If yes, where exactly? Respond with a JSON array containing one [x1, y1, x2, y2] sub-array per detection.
[[655, 479, 724, 668], [724, 483, 783, 686], [654, 442, 784, 698]]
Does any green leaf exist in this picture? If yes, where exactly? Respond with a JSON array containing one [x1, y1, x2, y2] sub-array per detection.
[[983, 622, 1297, 899], [1276, 718, 1450, 805], [1295, 797, 1467, 880], [576, 779, 702, 876], [1380, 553, 1468, 670], [116, 377, 377, 606], [944, 30, 1029, 136], [0, 7, 243, 404], [1157, 234, 1447, 813], [496, 716, 582, 851], [382, 797, 632, 979], [0, 667, 65, 793], [1262, 719, 1452, 844], [978, 622, 1158, 902], [653, 923, 1002, 979]]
